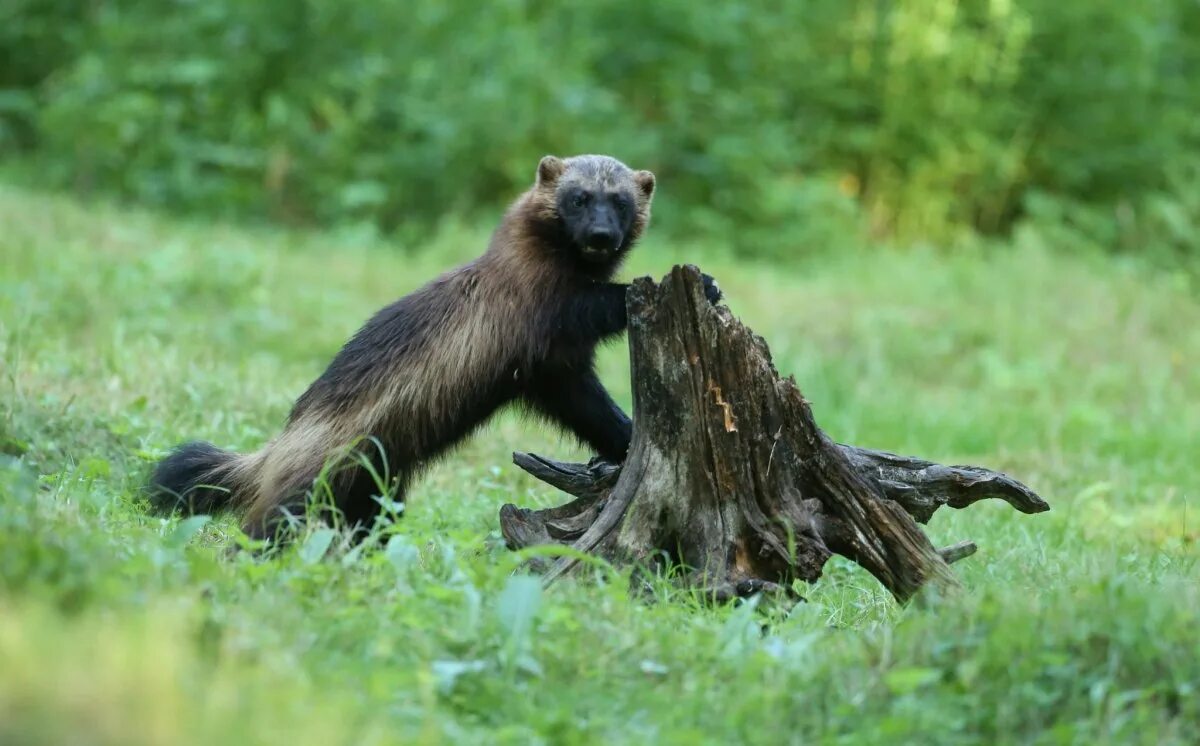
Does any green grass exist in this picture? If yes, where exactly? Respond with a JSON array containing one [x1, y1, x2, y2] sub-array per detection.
[[1, 183, 1197, 745]]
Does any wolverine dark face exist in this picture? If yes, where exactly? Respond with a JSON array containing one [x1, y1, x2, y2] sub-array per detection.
[[534, 154, 656, 267], [557, 178, 636, 261]]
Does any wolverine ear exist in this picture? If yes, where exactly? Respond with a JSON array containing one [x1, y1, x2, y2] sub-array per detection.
[[634, 170, 656, 200], [537, 156, 566, 188]]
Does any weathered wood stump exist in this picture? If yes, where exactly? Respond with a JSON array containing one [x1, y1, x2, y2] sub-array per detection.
[[500, 266, 1048, 603]]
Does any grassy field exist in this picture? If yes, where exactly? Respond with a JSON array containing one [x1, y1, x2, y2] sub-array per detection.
[[1, 183, 1197, 744]]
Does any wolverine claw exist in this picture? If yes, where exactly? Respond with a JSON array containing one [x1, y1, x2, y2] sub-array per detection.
[[701, 273, 723, 305]]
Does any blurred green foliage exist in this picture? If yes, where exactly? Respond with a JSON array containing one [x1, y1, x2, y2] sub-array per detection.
[[2, 0, 1199, 255]]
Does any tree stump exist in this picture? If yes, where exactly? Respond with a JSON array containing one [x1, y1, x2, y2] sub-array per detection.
[[500, 266, 1049, 603]]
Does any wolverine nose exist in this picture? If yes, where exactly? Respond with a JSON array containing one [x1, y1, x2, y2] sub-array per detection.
[[587, 227, 619, 250]]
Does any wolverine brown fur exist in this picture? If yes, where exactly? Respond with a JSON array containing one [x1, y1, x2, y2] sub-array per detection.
[[148, 154, 721, 541]]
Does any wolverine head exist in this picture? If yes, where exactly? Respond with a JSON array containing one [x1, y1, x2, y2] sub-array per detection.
[[533, 154, 655, 268]]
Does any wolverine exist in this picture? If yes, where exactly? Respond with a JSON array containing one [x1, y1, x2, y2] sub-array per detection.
[[148, 154, 721, 541]]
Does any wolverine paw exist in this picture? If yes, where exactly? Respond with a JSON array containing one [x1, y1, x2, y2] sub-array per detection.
[[701, 273, 723, 305]]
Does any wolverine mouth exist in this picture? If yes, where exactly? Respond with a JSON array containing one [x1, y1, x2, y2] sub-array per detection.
[[581, 245, 615, 260]]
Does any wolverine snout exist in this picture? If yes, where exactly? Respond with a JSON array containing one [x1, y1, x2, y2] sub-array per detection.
[[586, 226, 620, 252]]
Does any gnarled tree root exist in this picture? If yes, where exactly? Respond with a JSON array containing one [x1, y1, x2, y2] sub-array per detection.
[[500, 266, 1048, 604]]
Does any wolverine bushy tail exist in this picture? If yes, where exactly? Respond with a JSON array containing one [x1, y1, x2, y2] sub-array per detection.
[[147, 441, 256, 516]]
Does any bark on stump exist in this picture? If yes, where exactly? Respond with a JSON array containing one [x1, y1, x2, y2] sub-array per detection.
[[500, 266, 1049, 603]]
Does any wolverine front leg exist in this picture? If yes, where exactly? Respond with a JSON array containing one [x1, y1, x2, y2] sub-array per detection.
[[526, 368, 632, 462], [560, 278, 720, 343], [559, 282, 630, 344]]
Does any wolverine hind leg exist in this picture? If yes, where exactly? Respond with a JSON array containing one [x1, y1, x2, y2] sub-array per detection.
[[241, 440, 409, 544]]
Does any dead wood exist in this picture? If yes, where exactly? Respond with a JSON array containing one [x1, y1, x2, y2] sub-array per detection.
[[501, 266, 1048, 603]]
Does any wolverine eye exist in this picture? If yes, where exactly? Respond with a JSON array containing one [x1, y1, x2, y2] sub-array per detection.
[[572, 192, 589, 208]]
